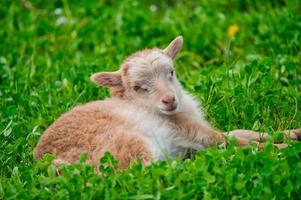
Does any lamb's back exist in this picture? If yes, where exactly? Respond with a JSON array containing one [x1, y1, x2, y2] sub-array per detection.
[[34, 99, 135, 161]]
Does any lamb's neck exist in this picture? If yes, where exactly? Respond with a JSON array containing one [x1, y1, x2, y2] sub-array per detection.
[[177, 91, 205, 121]]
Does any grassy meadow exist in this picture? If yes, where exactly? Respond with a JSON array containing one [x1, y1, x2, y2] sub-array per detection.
[[1, 0, 301, 199]]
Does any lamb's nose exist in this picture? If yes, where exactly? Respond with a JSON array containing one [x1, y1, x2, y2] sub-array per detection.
[[161, 95, 176, 106]]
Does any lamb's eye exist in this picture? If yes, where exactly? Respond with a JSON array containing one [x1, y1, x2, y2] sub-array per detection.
[[141, 86, 148, 92], [133, 85, 141, 91], [168, 70, 174, 80], [133, 85, 148, 92]]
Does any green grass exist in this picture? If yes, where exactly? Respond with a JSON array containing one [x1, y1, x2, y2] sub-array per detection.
[[1, 0, 301, 199]]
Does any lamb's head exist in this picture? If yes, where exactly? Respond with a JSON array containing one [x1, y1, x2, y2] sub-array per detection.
[[91, 36, 184, 115]]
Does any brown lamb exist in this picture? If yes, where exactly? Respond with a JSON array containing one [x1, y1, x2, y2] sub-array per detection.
[[35, 36, 301, 169]]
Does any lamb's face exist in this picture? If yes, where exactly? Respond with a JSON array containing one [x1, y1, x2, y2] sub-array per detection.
[[120, 49, 182, 115], [91, 36, 183, 115]]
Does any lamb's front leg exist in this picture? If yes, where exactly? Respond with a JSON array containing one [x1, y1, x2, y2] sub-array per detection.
[[169, 114, 225, 148], [224, 129, 299, 149], [170, 114, 289, 150], [226, 128, 301, 143], [178, 122, 288, 149]]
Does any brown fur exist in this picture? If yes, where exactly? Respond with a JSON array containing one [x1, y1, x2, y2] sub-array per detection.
[[35, 101, 152, 169]]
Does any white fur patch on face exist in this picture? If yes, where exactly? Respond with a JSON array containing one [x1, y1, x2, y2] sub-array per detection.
[[148, 51, 173, 68], [126, 50, 173, 82]]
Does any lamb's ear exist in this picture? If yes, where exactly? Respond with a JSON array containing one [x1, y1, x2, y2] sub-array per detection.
[[90, 71, 122, 87], [163, 36, 183, 60]]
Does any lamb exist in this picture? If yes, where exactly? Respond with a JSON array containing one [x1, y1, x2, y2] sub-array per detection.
[[35, 36, 301, 169]]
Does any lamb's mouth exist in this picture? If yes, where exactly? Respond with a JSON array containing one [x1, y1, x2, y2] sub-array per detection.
[[159, 107, 178, 115]]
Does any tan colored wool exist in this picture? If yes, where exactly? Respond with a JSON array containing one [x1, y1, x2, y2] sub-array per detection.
[[35, 36, 301, 169]]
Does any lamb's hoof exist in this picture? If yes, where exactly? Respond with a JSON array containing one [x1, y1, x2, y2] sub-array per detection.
[[274, 143, 288, 149], [56, 168, 61, 176], [284, 128, 301, 141], [294, 129, 301, 140], [53, 158, 66, 176]]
